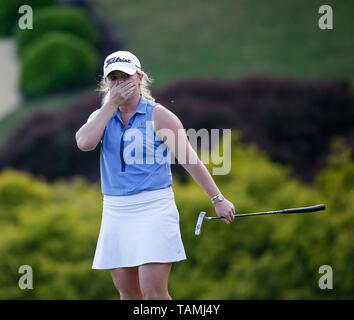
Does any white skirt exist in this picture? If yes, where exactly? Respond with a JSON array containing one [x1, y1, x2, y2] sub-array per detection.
[[92, 186, 187, 269]]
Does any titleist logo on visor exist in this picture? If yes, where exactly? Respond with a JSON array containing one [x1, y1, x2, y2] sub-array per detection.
[[105, 57, 132, 68]]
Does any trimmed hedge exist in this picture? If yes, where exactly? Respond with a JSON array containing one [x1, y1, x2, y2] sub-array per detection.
[[20, 31, 98, 97], [15, 6, 100, 56], [0, 76, 353, 183], [0, 0, 57, 37], [0, 92, 101, 182], [156, 76, 354, 181]]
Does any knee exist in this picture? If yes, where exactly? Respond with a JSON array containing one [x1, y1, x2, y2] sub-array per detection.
[[116, 286, 143, 300], [141, 285, 171, 300], [112, 281, 143, 300], [120, 291, 143, 300]]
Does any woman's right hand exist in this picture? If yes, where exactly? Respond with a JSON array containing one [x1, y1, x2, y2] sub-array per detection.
[[108, 78, 137, 107]]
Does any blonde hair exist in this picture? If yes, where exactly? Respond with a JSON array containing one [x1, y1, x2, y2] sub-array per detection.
[[97, 70, 155, 105]]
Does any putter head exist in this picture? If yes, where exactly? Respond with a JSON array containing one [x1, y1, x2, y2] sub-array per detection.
[[195, 211, 206, 236]]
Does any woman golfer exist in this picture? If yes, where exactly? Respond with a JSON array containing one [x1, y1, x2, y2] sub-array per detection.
[[75, 50, 235, 300]]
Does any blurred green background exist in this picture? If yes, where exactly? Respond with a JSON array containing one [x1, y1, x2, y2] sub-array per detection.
[[96, 0, 354, 87], [0, 0, 353, 299]]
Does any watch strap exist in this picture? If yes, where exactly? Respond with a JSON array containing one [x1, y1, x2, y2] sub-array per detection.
[[211, 193, 224, 204]]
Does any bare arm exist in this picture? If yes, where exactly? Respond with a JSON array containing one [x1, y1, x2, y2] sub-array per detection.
[[75, 101, 116, 151], [152, 105, 235, 223], [75, 78, 137, 151]]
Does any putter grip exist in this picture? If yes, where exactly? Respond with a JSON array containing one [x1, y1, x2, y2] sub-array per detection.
[[283, 204, 326, 214]]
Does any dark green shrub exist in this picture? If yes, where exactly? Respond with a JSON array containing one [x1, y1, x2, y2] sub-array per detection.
[[156, 77, 354, 182], [0, 93, 101, 182], [1, 76, 353, 183], [15, 6, 100, 56], [0, 0, 57, 37], [20, 31, 98, 97]]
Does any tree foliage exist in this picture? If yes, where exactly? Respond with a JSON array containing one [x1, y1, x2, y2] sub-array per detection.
[[0, 0, 57, 36]]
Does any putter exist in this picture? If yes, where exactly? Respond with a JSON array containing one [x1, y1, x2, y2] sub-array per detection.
[[195, 204, 326, 236]]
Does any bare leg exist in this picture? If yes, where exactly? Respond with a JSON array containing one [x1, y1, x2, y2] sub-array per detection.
[[110, 266, 144, 300], [138, 263, 172, 300]]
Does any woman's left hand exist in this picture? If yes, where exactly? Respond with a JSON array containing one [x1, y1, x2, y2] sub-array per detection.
[[214, 198, 236, 224]]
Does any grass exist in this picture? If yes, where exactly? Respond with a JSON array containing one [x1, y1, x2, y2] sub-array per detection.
[[92, 0, 354, 88]]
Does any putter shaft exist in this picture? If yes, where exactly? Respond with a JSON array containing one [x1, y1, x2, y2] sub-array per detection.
[[196, 204, 326, 235], [206, 204, 326, 220]]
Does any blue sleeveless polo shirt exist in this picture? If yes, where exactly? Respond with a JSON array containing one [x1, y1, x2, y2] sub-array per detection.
[[100, 94, 173, 195]]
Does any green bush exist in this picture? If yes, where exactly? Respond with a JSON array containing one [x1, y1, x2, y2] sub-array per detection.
[[172, 133, 354, 299], [0, 169, 113, 299], [0, 0, 57, 37], [0, 131, 353, 299], [20, 31, 98, 98], [15, 6, 100, 56]]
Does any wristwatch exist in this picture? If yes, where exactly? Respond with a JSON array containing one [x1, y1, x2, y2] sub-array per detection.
[[211, 194, 224, 204]]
